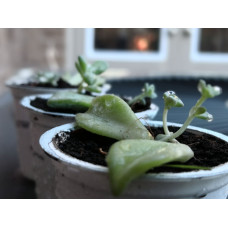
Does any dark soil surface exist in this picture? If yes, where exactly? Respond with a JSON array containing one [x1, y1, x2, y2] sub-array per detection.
[[30, 96, 152, 115], [22, 79, 77, 89], [30, 98, 78, 114], [54, 126, 228, 173], [123, 97, 151, 112]]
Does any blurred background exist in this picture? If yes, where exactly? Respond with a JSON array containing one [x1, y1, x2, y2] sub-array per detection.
[[1, 28, 228, 198], [2, 28, 228, 96]]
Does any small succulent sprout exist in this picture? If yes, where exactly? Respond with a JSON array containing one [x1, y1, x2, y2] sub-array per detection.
[[36, 72, 60, 86], [163, 91, 184, 109], [162, 91, 184, 138], [75, 56, 108, 94], [76, 95, 153, 140], [106, 139, 194, 196], [160, 80, 222, 142], [128, 83, 157, 107], [198, 80, 222, 98], [47, 91, 94, 112]]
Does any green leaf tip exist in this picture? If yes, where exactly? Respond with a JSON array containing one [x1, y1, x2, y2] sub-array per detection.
[[198, 80, 222, 98], [75, 95, 153, 140], [163, 91, 184, 109], [106, 139, 194, 196]]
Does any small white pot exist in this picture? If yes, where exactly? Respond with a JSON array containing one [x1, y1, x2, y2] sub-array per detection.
[[40, 121, 228, 199], [135, 103, 159, 121], [6, 73, 110, 180], [20, 94, 75, 198]]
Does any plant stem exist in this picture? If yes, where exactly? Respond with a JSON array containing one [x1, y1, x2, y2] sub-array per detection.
[[160, 96, 206, 142], [128, 94, 144, 106], [163, 108, 170, 135], [77, 83, 84, 94]]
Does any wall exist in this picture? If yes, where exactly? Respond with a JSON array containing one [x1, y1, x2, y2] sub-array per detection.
[[0, 28, 65, 96]]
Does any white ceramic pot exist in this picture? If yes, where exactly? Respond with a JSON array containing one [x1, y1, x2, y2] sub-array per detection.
[[6, 73, 110, 180], [20, 94, 76, 198], [135, 103, 159, 121], [40, 121, 228, 199]]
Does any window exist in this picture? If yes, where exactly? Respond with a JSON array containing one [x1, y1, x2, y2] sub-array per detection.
[[84, 28, 168, 62], [66, 28, 228, 77], [191, 28, 228, 62]]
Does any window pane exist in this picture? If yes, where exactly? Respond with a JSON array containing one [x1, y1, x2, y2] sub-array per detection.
[[200, 28, 228, 53], [95, 28, 160, 52]]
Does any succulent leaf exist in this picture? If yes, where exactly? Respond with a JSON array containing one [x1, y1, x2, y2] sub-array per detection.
[[76, 95, 153, 140], [106, 139, 193, 196]]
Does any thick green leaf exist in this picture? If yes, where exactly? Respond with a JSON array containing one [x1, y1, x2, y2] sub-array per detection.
[[85, 85, 102, 93], [47, 91, 93, 112], [75, 95, 153, 140], [61, 73, 82, 86], [106, 139, 194, 196], [91, 61, 108, 75], [75, 62, 83, 75], [83, 71, 97, 85]]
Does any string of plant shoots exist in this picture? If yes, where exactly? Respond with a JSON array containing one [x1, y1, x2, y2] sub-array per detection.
[[158, 80, 222, 142], [128, 83, 157, 107]]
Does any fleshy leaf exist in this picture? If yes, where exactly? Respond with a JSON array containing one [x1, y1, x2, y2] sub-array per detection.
[[85, 85, 102, 93], [78, 56, 87, 73], [91, 61, 108, 75], [61, 73, 82, 86], [75, 95, 153, 140], [47, 91, 93, 112], [163, 91, 184, 109], [83, 70, 97, 85], [106, 139, 194, 196], [36, 72, 60, 86], [191, 106, 207, 117], [198, 80, 222, 98], [196, 111, 213, 122]]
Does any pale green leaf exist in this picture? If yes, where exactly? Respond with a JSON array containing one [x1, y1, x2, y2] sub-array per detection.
[[106, 139, 194, 196], [75, 95, 153, 140], [91, 61, 108, 75], [61, 73, 82, 86]]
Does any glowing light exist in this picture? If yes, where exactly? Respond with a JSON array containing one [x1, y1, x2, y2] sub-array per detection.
[[134, 37, 149, 51]]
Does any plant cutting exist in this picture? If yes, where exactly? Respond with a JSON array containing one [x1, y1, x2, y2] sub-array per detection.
[[40, 80, 228, 199], [6, 56, 110, 180]]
